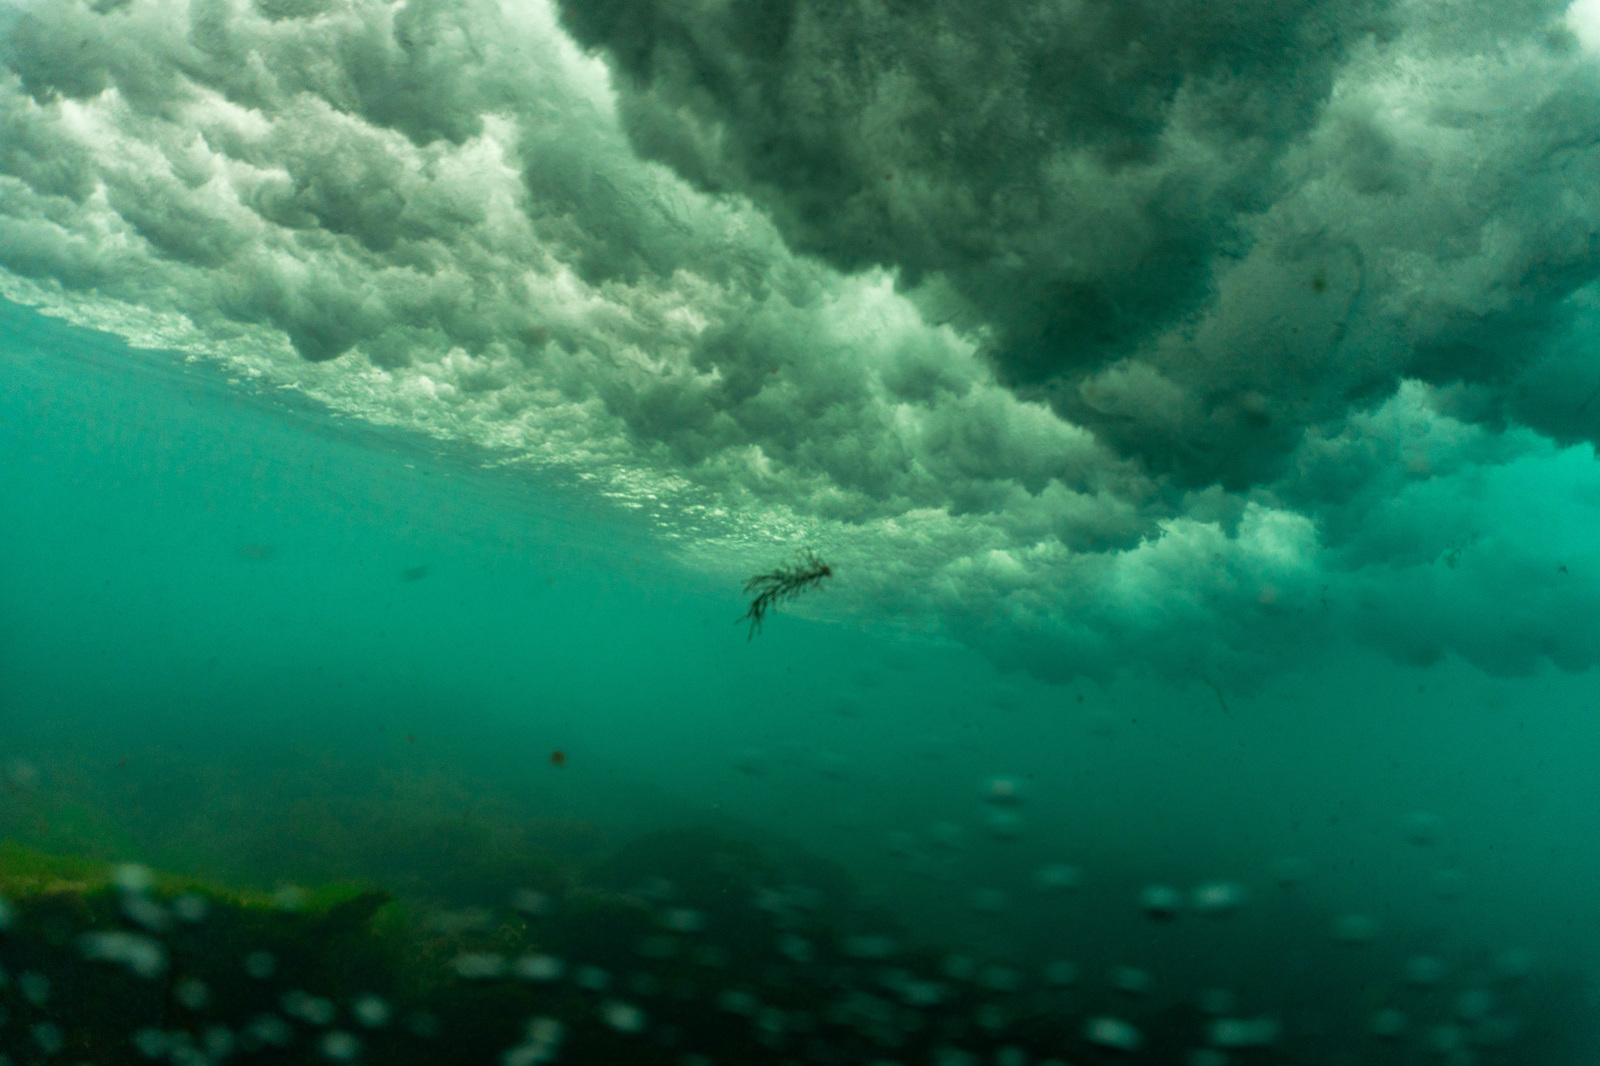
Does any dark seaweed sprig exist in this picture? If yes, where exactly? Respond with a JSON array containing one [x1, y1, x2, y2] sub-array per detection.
[[738, 549, 834, 639]]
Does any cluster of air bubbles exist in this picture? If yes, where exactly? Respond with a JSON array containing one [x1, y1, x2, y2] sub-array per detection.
[[0, 825, 1568, 1066]]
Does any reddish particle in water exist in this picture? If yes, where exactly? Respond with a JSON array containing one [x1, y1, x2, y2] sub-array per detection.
[[550, 751, 567, 768]]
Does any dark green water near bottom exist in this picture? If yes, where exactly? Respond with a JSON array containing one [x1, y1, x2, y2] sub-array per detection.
[[1, 299, 1597, 1062]]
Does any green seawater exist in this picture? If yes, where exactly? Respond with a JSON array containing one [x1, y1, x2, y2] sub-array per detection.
[[2, 300, 1598, 1062]]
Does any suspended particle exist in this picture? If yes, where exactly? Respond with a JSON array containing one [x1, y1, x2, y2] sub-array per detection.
[[121, 893, 170, 932], [1085, 1016, 1144, 1051], [407, 1012, 441, 1038], [0, 894, 12, 930], [1405, 955, 1446, 985], [1404, 812, 1441, 846], [503, 1042, 558, 1066], [18, 971, 48, 1007], [638, 935, 679, 959], [777, 935, 814, 963], [575, 965, 612, 991], [986, 811, 1022, 839], [995, 1047, 1027, 1066], [203, 1026, 235, 1058], [974, 1002, 1008, 1031], [511, 889, 552, 916], [895, 978, 948, 1007], [175, 977, 210, 1010], [942, 955, 976, 981], [81, 931, 167, 979], [1207, 1017, 1280, 1048], [1270, 856, 1309, 888], [981, 776, 1025, 806], [454, 953, 508, 979], [274, 885, 306, 911], [32, 1022, 63, 1055], [1427, 1024, 1464, 1055], [968, 889, 1008, 914], [1043, 960, 1078, 987], [843, 935, 897, 959], [1110, 966, 1153, 996], [524, 1018, 564, 1046], [1456, 989, 1494, 1021], [514, 954, 565, 982], [282, 991, 337, 1026], [928, 823, 964, 850], [886, 832, 917, 858], [1495, 949, 1535, 979], [815, 751, 851, 781], [1191, 882, 1247, 916], [1370, 1008, 1407, 1039], [1035, 864, 1081, 892], [1334, 914, 1379, 944], [245, 1014, 293, 1048], [244, 951, 277, 979], [691, 945, 730, 968], [1432, 868, 1467, 901], [1140, 884, 1182, 921], [717, 990, 760, 1016], [976, 965, 1019, 992], [1188, 1051, 1229, 1066], [1198, 988, 1236, 1015], [113, 864, 155, 893], [133, 1028, 169, 1058], [661, 908, 705, 934]]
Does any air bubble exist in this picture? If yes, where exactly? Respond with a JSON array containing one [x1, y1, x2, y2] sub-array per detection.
[[1085, 1016, 1143, 1051], [511, 888, 552, 915], [602, 1000, 647, 1033], [1140, 885, 1182, 921], [576, 965, 611, 991], [175, 977, 210, 1010], [1207, 1017, 1280, 1048], [18, 972, 48, 1007], [1334, 914, 1379, 944], [661, 908, 705, 933], [172, 895, 208, 922], [31, 1022, 63, 1055], [282, 990, 336, 1026], [1370, 1008, 1406, 1039], [352, 993, 391, 1028], [454, 953, 508, 979], [246, 1014, 293, 1047], [319, 1030, 361, 1061], [1034, 864, 1080, 892], [1405, 955, 1445, 985], [981, 776, 1025, 805], [1191, 882, 1247, 915], [1042, 960, 1078, 986], [1110, 966, 1152, 995], [513, 954, 565, 981]]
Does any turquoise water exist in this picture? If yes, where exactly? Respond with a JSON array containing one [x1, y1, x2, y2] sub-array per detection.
[[5, 0, 1600, 1059], [4, 299, 1600, 1061]]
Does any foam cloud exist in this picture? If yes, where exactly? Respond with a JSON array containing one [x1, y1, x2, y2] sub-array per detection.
[[3, 0, 1600, 683]]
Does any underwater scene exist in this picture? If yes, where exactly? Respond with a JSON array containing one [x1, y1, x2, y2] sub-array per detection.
[[4, 0, 1600, 1062]]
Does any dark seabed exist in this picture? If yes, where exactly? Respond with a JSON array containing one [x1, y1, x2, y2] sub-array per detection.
[[3, 0, 1600, 1062]]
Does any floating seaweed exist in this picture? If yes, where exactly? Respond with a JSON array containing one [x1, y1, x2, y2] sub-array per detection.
[[737, 550, 834, 639]]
